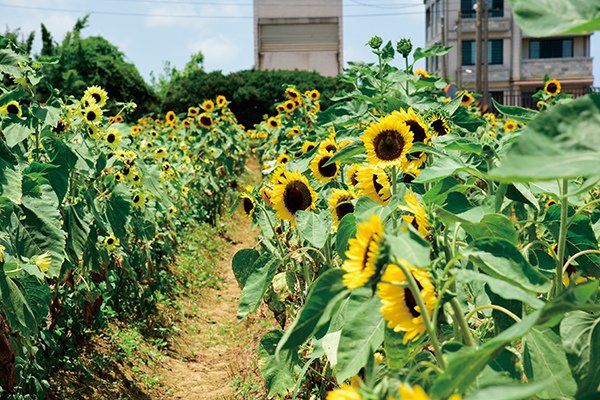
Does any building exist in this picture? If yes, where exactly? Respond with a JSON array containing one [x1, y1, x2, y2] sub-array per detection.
[[424, 0, 594, 107], [253, 0, 343, 76]]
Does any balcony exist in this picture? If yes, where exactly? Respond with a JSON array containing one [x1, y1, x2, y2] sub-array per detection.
[[520, 57, 593, 82], [461, 65, 510, 83], [460, 17, 511, 32]]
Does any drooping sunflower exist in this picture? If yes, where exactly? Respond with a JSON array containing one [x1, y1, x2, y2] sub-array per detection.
[[283, 100, 296, 113], [240, 192, 256, 217], [267, 116, 281, 129], [302, 141, 317, 154], [198, 113, 213, 128], [378, 261, 437, 343], [165, 111, 176, 124], [259, 186, 273, 207], [202, 99, 215, 112], [287, 126, 300, 137], [545, 198, 557, 208], [328, 189, 356, 227], [544, 79, 561, 96], [188, 107, 200, 117], [326, 383, 362, 400], [362, 113, 413, 167], [356, 166, 391, 205], [399, 191, 430, 239], [342, 214, 384, 290], [84, 85, 109, 107], [395, 107, 429, 144], [346, 164, 361, 187], [414, 68, 430, 78], [1, 100, 23, 117], [428, 112, 450, 136], [460, 91, 475, 107], [216, 95, 227, 108], [310, 149, 340, 183], [271, 171, 317, 225], [277, 153, 290, 166], [504, 119, 517, 132], [104, 128, 122, 149], [84, 105, 103, 124]]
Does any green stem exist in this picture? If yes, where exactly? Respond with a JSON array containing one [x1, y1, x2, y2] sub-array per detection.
[[404, 56, 411, 96], [396, 262, 445, 369], [554, 178, 569, 297], [257, 204, 285, 255], [449, 298, 476, 346], [465, 304, 521, 323], [562, 249, 600, 275], [565, 198, 600, 230], [391, 165, 398, 231]]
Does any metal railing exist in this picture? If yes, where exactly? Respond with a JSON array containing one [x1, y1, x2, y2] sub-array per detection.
[[494, 87, 597, 109]]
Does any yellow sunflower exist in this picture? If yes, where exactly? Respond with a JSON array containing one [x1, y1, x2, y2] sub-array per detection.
[[104, 128, 122, 149], [346, 164, 361, 187], [154, 147, 167, 159], [285, 87, 301, 100], [114, 115, 124, 123], [132, 191, 146, 208], [84, 85, 109, 107], [319, 134, 339, 153], [460, 91, 475, 107], [398, 383, 429, 400], [544, 79, 561, 96], [328, 189, 356, 227], [287, 126, 300, 137], [310, 149, 340, 183], [545, 198, 557, 208], [84, 105, 103, 124], [399, 191, 430, 239], [216, 95, 227, 108], [395, 107, 429, 145], [309, 89, 320, 101], [277, 153, 290, 166], [270, 167, 288, 185], [504, 119, 517, 132], [356, 166, 391, 205], [103, 235, 120, 252], [188, 106, 200, 116], [284, 100, 296, 113], [302, 141, 317, 154], [342, 214, 384, 290], [362, 113, 413, 167], [414, 68, 430, 78], [326, 383, 362, 400], [202, 99, 215, 112], [1, 100, 23, 117], [428, 112, 450, 136], [165, 111, 176, 124], [259, 186, 273, 207], [267, 116, 281, 129], [198, 113, 213, 128], [240, 192, 256, 217], [378, 261, 437, 343], [168, 206, 178, 216], [271, 171, 317, 226]]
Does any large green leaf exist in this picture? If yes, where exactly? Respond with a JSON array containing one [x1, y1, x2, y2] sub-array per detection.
[[523, 328, 577, 399], [412, 44, 451, 63], [490, 94, 600, 182], [0, 272, 38, 336], [387, 230, 431, 267], [336, 214, 357, 261], [231, 248, 260, 287], [464, 379, 565, 400], [43, 137, 78, 203], [106, 185, 131, 239], [296, 210, 329, 248], [237, 254, 280, 319], [2, 115, 34, 147], [560, 311, 600, 398], [258, 329, 302, 397], [462, 214, 518, 245], [509, 0, 600, 36], [63, 203, 91, 264], [0, 139, 21, 204], [336, 295, 385, 382], [492, 98, 538, 123]]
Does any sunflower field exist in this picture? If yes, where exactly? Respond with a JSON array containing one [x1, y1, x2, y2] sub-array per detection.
[[231, 13, 600, 400], [0, 36, 248, 397]]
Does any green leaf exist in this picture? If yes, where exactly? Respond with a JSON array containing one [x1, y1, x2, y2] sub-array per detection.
[[63, 203, 90, 265], [231, 248, 259, 287], [19, 275, 52, 325], [462, 214, 518, 245], [32, 98, 61, 128], [387, 230, 431, 267], [490, 94, 600, 182], [258, 329, 301, 397], [452, 106, 485, 132], [43, 137, 78, 203], [509, 0, 600, 36], [468, 238, 551, 293], [325, 140, 365, 166], [383, 327, 409, 371], [336, 295, 385, 382], [336, 214, 357, 261], [0, 139, 22, 204], [278, 269, 348, 351], [0, 272, 38, 336], [2, 116, 34, 147], [560, 311, 600, 398], [106, 185, 131, 239], [492, 98, 538, 123], [523, 328, 577, 399], [412, 44, 451, 63], [237, 254, 280, 319], [465, 379, 564, 400], [296, 210, 329, 248]]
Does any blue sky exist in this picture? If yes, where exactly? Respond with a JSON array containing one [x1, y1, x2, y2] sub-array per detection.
[[0, 0, 598, 86]]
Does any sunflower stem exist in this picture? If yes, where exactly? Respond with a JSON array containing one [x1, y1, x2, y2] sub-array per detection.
[[257, 204, 286, 255], [450, 297, 476, 346], [396, 262, 445, 369], [465, 304, 521, 323], [404, 56, 411, 96], [391, 166, 398, 231], [553, 178, 569, 298]]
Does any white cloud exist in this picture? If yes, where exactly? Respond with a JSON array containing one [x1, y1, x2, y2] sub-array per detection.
[[189, 34, 239, 72]]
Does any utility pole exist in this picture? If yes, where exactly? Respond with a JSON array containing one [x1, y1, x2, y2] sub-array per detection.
[[457, 14, 462, 87], [441, 15, 447, 80], [475, 0, 483, 94], [482, 0, 489, 111]]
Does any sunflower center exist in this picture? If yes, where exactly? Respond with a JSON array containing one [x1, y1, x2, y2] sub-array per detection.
[[373, 130, 405, 161], [92, 93, 102, 103], [335, 199, 354, 222], [107, 133, 116, 143], [372, 174, 384, 195], [360, 234, 376, 271], [134, 195, 140, 203], [431, 119, 448, 136], [547, 82, 557, 93], [305, 144, 315, 152], [200, 116, 212, 126], [405, 120, 426, 143], [243, 197, 254, 215], [86, 111, 97, 121], [324, 144, 337, 153], [462, 94, 470, 103], [318, 156, 337, 178], [282, 181, 312, 214], [6, 104, 19, 114], [410, 215, 420, 231], [404, 278, 424, 318], [106, 238, 114, 245]]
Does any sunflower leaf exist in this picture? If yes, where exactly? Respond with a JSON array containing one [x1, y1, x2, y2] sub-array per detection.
[[509, 0, 600, 36]]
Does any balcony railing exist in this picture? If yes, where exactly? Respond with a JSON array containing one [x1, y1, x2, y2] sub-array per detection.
[[460, 9, 504, 18]]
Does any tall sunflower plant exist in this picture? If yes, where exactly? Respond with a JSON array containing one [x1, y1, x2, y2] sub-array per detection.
[[234, 36, 600, 399]]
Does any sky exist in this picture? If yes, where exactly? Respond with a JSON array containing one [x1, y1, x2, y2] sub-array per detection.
[[0, 0, 598, 86]]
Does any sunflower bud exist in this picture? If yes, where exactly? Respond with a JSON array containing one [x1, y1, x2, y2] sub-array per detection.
[[35, 252, 52, 273], [396, 38, 413, 58], [367, 35, 383, 50]]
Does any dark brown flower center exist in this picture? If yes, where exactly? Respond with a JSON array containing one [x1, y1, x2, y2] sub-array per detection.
[[361, 234, 375, 271], [282, 181, 312, 214], [335, 198, 354, 222], [431, 118, 448, 136], [325, 144, 337, 153], [107, 133, 116, 143], [405, 120, 426, 143], [318, 156, 337, 178], [133, 195, 140, 203], [373, 130, 405, 160], [92, 93, 102, 103], [6, 103, 19, 114], [305, 144, 315, 152], [547, 82, 558, 93], [106, 238, 114, 245], [200, 116, 212, 126], [243, 197, 254, 215], [404, 278, 424, 317], [87, 111, 97, 121], [462, 94, 471, 103]]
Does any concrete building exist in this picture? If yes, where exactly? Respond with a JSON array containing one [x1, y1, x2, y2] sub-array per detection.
[[424, 0, 594, 107], [253, 0, 343, 76]]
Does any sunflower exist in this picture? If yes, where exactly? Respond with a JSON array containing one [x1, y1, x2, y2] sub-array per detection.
[[1, 100, 23, 117], [131, 125, 142, 136], [84, 85, 109, 107], [328, 189, 356, 227], [154, 147, 167, 159], [198, 113, 213, 128], [275, 104, 285, 114], [285, 87, 301, 100], [104, 128, 122, 148], [267, 116, 281, 129], [310, 149, 340, 183], [188, 107, 200, 116], [277, 153, 290, 166], [545, 198, 557, 208], [271, 171, 317, 225], [326, 383, 362, 400], [399, 191, 430, 239], [544, 79, 561, 96], [362, 113, 413, 167], [414, 68, 430, 78], [319, 135, 339, 153], [114, 172, 125, 183], [114, 115, 124, 123], [504, 119, 517, 132], [35, 252, 52, 273], [132, 191, 146, 208], [342, 214, 384, 289], [131, 171, 143, 186], [259, 186, 273, 207], [103, 235, 120, 252], [309, 89, 320, 101], [240, 192, 256, 217], [356, 166, 391, 205], [202, 99, 215, 112], [395, 107, 429, 145], [150, 130, 159, 138], [302, 141, 317, 154], [346, 164, 361, 187], [270, 167, 288, 185], [165, 111, 176, 125], [378, 261, 437, 343], [398, 383, 430, 400], [216, 95, 227, 108], [284, 100, 296, 113], [287, 127, 300, 137], [460, 91, 475, 107], [428, 112, 450, 136], [84, 105, 103, 124]]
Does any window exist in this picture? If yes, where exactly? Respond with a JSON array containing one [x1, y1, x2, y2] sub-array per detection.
[[462, 39, 503, 65], [461, 0, 504, 18], [529, 39, 573, 59]]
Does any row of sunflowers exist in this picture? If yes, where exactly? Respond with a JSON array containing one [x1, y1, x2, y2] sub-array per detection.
[[0, 37, 248, 397], [233, 38, 599, 399]]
